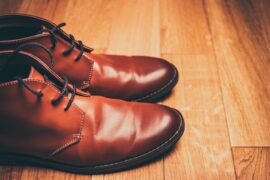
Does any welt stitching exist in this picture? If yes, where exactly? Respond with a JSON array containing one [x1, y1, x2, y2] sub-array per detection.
[[134, 67, 177, 101]]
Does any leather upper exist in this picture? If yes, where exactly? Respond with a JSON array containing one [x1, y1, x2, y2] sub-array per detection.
[[0, 14, 179, 101], [0, 52, 182, 166], [89, 54, 178, 100]]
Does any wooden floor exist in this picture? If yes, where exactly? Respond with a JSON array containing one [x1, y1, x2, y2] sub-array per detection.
[[0, 0, 270, 179]]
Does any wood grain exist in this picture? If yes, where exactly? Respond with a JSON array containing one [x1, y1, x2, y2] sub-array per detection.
[[0, 0, 269, 179], [160, 0, 213, 54], [205, 0, 270, 146], [105, 0, 160, 56], [161, 54, 235, 179], [232, 148, 270, 180]]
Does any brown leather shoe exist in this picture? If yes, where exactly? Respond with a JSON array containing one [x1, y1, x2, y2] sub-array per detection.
[[0, 14, 179, 102], [0, 51, 184, 174]]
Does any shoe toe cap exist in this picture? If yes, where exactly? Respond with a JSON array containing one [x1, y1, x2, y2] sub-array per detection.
[[128, 104, 184, 159], [132, 56, 179, 101]]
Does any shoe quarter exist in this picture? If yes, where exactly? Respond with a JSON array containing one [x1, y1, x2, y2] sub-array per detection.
[[0, 79, 85, 158]]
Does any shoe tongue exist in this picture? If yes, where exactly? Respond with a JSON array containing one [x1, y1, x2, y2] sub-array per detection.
[[27, 66, 63, 90], [28, 66, 46, 82], [25, 64, 89, 96]]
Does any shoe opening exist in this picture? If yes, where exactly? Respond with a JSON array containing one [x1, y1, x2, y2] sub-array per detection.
[[0, 61, 31, 83], [0, 25, 42, 41]]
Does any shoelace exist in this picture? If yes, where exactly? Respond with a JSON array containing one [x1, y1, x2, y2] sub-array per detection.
[[12, 42, 55, 68], [14, 76, 76, 111], [39, 22, 93, 61], [11, 43, 77, 111]]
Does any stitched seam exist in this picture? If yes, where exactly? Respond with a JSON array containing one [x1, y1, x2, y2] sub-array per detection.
[[47, 113, 85, 158], [47, 139, 78, 158], [134, 67, 177, 101], [0, 79, 84, 113], [78, 55, 94, 90], [79, 83, 90, 90], [88, 59, 94, 86], [0, 80, 19, 87]]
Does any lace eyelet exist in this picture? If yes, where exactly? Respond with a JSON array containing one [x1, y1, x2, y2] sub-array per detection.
[[62, 51, 69, 56], [37, 92, 44, 98], [51, 99, 59, 106]]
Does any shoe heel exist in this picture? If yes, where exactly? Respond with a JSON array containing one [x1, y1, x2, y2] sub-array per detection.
[[0, 154, 17, 166]]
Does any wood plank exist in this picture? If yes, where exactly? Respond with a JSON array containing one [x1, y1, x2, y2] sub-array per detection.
[[0, 166, 23, 180], [160, 1, 236, 177], [11, 0, 69, 22], [103, 162, 163, 180], [105, 0, 160, 56], [0, 0, 22, 13], [160, 0, 213, 54], [232, 148, 270, 180], [62, 0, 114, 51], [0, 0, 111, 52], [20, 168, 91, 180], [162, 54, 235, 179], [205, 0, 270, 146]]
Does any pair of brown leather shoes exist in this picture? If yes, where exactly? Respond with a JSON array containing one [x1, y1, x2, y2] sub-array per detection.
[[0, 14, 184, 174]]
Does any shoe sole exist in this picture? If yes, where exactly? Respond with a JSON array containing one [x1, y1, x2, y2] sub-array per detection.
[[0, 111, 184, 174]]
